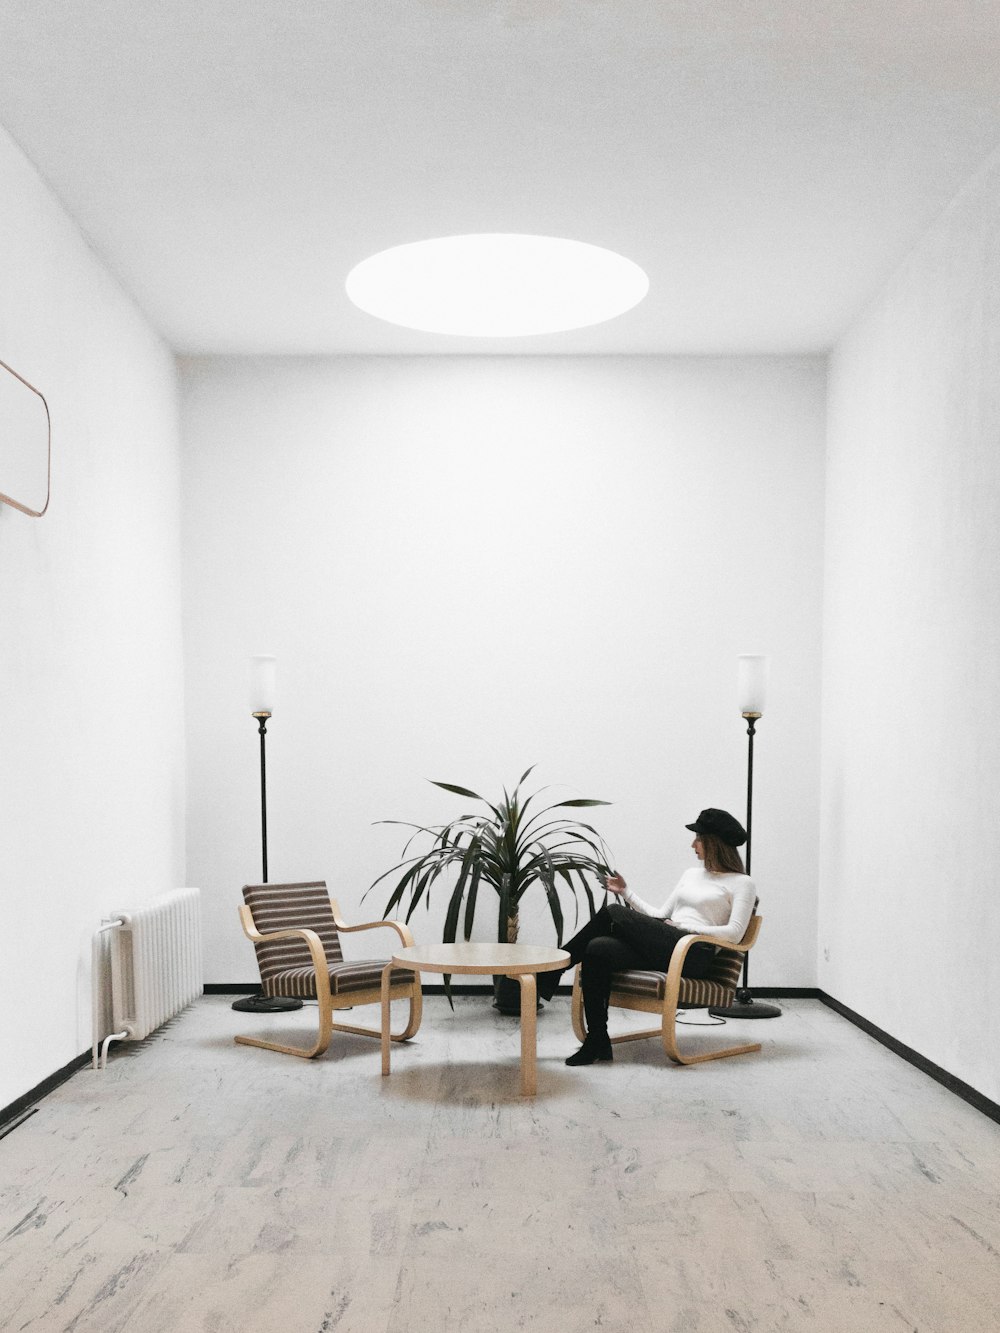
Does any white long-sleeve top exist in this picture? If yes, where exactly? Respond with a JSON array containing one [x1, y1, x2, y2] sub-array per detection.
[[622, 867, 756, 945]]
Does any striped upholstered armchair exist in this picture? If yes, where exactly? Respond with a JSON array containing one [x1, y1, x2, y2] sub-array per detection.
[[235, 880, 422, 1059], [571, 913, 763, 1065]]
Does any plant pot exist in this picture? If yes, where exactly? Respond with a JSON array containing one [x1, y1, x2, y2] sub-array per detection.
[[492, 974, 541, 1015]]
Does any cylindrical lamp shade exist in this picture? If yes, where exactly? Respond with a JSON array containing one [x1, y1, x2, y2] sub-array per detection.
[[249, 655, 276, 714], [737, 654, 769, 715]]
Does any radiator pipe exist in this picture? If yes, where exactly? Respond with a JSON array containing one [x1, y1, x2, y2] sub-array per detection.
[[91, 918, 128, 1070]]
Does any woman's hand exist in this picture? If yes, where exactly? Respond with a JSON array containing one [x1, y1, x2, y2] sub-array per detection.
[[605, 872, 627, 897]]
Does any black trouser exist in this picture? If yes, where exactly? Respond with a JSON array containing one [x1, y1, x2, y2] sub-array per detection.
[[559, 903, 715, 1041]]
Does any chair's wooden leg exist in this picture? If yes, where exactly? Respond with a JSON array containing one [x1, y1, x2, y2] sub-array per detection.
[[332, 1018, 401, 1039], [234, 984, 424, 1061], [318, 989, 333, 1052], [570, 966, 765, 1064], [397, 984, 422, 1040], [381, 963, 393, 1077], [234, 992, 333, 1060], [518, 973, 538, 1096], [610, 1026, 662, 1045], [660, 1007, 762, 1065], [332, 984, 423, 1042], [573, 968, 661, 1047], [234, 1034, 327, 1059], [571, 966, 587, 1043]]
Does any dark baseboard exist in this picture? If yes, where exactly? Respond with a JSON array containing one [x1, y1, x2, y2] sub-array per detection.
[[743, 987, 819, 999], [1, 1049, 91, 1133], [817, 991, 1000, 1127]]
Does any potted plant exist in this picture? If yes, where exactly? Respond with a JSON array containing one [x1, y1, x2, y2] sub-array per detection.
[[369, 766, 613, 1013]]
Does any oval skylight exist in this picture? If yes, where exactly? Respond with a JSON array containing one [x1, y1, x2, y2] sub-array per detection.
[[345, 234, 649, 337]]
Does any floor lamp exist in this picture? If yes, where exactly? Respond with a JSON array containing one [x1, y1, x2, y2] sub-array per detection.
[[710, 654, 781, 1020], [231, 655, 303, 1015]]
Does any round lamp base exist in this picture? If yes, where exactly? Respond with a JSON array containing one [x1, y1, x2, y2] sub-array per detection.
[[709, 991, 782, 1020], [231, 994, 303, 1013]]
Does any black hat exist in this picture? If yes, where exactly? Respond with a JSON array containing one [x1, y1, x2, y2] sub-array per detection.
[[685, 808, 747, 847]]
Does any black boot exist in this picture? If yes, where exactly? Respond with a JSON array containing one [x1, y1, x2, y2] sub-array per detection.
[[565, 1034, 613, 1066], [537, 968, 564, 1002], [541, 906, 618, 1002]]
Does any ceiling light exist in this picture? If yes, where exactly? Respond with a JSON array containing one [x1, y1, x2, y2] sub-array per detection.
[[345, 233, 649, 337]]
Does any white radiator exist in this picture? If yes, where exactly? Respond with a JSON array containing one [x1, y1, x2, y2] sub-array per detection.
[[92, 887, 203, 1069]]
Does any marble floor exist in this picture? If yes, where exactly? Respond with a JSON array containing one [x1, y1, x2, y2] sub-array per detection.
[[1, 996, 998, 1333]]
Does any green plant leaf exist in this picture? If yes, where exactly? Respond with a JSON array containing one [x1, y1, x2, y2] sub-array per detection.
[[370, 770, 614, 950], [540, 875, 564, 944], [443, 883, 463, 943], [497, 872, 512, 944], [378, 859, 424, 914], [553, 798, 613, 808], [430, 780, 484, 801], [463, 859, 482, 940], [403, 864, 438, 922], [444, 837, 479, 942]]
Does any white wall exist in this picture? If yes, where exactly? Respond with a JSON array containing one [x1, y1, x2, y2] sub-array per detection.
[[0, 127, 185, 1110], [822, 149, 1000, 1100], [180, 354, 825, 987]]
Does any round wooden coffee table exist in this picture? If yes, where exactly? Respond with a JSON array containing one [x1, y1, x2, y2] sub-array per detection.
[[380, 942, 569, 1096]]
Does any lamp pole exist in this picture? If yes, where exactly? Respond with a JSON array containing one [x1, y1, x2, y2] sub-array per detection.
[[744, 711, 757, 880], [231, 656, 302, 1015], [255, 708, 269, 883], [710, 655, 781, 1020]]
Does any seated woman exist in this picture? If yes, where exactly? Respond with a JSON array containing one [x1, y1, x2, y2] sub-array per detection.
[[540, 807, 756, 1066]]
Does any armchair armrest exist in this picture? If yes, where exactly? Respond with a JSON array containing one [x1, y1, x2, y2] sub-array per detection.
[[663, 933, 712, 989], [662, 923, 758, 990], [683, 929, 755, 954], [329, 899, 416, 949], [238, 904, 332, 1000]]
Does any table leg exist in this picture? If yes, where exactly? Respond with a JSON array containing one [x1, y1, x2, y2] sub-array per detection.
[[518, 973, 538, 1096], [380, 962, 394, 1077]]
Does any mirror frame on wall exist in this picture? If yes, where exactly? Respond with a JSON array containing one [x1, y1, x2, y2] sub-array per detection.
[[0, 357, 50, 518]]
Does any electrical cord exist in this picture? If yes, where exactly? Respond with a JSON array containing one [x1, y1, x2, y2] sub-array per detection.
[[675, 1010, 726, 1026]]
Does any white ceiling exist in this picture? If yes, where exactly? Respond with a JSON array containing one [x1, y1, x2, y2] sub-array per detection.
[[1, 1, 999, 356]]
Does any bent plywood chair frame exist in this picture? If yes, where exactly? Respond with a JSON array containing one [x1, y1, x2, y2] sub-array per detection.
[[571, 914, 764, 1065], [236, 891, 422, 1060]]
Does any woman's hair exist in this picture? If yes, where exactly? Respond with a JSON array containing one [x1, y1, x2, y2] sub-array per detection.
[[700, 832, 745, 875]]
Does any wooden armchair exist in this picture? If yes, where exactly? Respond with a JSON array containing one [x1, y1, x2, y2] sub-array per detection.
[[235, 880, 422, 1059], [571, 914, 764, 1065]]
